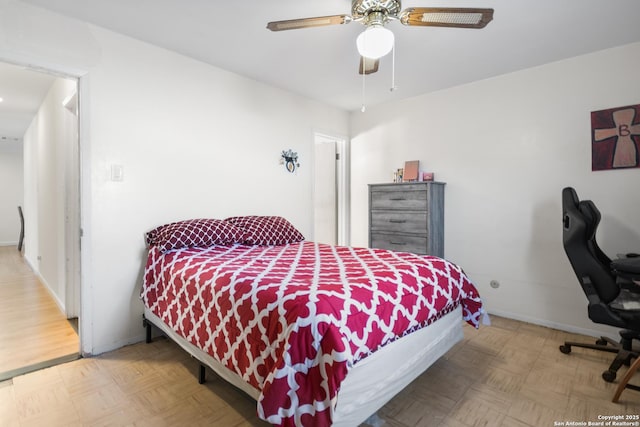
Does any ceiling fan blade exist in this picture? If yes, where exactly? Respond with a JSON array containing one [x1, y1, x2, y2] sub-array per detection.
[[400, 7, 494, 29], [267, 15, 351, 31], [359, 57, 379, 75]]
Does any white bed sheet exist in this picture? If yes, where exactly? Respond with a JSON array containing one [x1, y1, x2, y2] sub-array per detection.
[[143, 305, 463, 426]]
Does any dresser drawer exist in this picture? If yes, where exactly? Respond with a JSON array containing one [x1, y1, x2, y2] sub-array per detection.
[[370, 187, 427, 210], [370, 232, 428, 255], [370, 210, 427, 233]]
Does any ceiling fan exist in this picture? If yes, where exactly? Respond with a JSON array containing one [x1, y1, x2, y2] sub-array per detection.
[[267, 0, 494, 75]]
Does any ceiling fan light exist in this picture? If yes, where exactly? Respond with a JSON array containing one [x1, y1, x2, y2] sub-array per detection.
[[356, 26, 394, 59]]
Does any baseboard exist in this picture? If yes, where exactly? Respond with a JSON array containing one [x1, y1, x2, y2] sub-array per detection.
[[90, 333, 147, 357], [0, 242, 18, 246], [22, 256, 66, 315], [487, 308, 620, 341]]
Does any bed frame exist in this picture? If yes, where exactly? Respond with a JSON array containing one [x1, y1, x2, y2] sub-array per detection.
[[143, 305, 463, 426]]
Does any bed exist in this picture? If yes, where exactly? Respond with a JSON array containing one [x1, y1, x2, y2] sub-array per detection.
[[140, 216, 483, 427]]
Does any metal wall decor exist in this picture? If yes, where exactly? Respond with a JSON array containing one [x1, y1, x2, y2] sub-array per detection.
[[280, 149, 300, 173]]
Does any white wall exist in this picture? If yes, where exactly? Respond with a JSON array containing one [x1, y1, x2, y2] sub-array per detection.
[[22, 77, 76, 311], [0, 140, 23, 245], [350, 41, 640, 337]]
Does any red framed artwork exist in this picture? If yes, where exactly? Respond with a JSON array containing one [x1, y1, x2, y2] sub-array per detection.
[[591, 104, 640, 171]]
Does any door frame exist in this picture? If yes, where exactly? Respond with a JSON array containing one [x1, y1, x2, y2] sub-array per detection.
[[63, 85, 80, 318], [313, 131, 350, 246], [0, 55, 85, 352]]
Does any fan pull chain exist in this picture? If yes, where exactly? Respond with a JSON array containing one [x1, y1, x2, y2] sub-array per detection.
[[390, 40, 396, 92], [361, 58, 366, 112]]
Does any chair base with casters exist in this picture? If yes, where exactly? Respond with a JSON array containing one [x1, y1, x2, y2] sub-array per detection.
[[559, 329, 639, 382]]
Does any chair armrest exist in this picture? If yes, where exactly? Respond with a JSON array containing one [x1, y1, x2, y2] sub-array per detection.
[[612, 257, 640, 280], [616, 253, 640, 258]]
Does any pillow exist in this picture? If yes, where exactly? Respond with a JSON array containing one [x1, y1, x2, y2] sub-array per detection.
[[224, 215, 305, 246], [146, 218, 246, 252]]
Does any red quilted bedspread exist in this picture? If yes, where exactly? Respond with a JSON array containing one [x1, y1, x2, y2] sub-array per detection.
[[141, 241, 482, 426]]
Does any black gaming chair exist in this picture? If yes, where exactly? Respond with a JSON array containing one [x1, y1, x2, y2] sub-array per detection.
[[559, 187, 640, 382]]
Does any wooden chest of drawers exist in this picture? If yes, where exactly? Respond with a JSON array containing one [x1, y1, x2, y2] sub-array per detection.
[[368, 182, 445, 257]]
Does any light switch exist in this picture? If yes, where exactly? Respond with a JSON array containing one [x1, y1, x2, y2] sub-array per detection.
[[110, 164, 124, 182]]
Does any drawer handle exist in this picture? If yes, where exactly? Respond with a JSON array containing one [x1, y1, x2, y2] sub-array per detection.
[[389, 197, 406, 201], [390, 241, 407, 245], [389, 219, 407, 223]]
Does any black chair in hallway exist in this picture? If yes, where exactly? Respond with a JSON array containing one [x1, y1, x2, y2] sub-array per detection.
[[17, 206, 24, 252], [559, 186, 640, 382]]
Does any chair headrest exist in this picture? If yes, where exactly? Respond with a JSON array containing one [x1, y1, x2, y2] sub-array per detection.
[[562, 187, 579, 209]]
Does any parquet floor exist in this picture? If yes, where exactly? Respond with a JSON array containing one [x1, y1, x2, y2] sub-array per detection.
[[1, 315, 639, 426], [0, 246, 79, 379]]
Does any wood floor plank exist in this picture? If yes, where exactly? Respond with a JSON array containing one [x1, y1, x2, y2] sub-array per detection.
[[0, 381, 20, 427], [0, 246, 79, 378]]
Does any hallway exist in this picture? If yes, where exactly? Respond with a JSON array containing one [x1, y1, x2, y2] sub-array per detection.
[[0, 246, 78, 380]]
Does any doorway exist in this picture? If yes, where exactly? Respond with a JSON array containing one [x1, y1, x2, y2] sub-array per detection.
[[0, 61, 81, 379], [313, 132, 349, 246]]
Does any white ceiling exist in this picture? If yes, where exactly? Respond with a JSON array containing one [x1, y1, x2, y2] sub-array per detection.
[[19, 0, 640, 112], [6, 0, 640, 118]]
